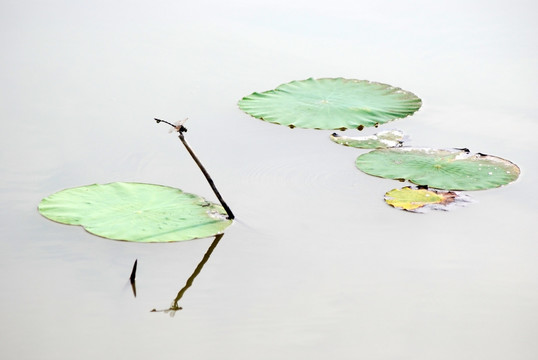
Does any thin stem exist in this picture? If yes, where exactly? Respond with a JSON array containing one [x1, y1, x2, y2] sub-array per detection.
[[154, 117, 234, 220], [178, 133, 235, 220]]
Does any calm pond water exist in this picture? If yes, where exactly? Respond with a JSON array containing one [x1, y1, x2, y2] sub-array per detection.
[[1, 1, 537, 359]]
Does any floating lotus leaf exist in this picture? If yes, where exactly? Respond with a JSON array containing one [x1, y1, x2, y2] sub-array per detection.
[[384, 186, 471, 212], [238, 78, 422, 130], [330, 129, 405, 149], [38, 182, 232, 242], [356, 148, 520, 190]]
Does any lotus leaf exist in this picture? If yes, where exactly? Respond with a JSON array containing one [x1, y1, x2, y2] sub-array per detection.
[[238, 78, 422, 130], [384, 187, 464, 212], [38, 182, 232, 242], [356, 148, 520, 190], [330, 130, 405, 149]]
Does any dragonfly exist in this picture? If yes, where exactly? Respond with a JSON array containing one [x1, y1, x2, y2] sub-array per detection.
[[154, 118, 188, 133]]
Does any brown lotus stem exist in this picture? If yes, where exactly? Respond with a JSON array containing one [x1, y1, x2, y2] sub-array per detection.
[[178, 133, 234, 220], [155, 118, 234, 220]]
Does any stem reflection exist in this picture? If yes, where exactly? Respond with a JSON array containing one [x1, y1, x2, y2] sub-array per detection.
[[151, 233, 224, 316]]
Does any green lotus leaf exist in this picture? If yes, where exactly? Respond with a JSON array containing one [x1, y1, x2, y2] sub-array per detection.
[[330, 129, 405, 149], [384, 186, 467, 212], [356, 148, 520, 190], [238, 78, 422, 130], [38, 182, 232, 242]]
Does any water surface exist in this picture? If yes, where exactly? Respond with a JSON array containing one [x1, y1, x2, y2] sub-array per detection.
[[1, 1, 537, 359]]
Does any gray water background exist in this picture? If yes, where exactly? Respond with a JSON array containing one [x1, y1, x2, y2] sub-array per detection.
[[1, 1, 537, 359]]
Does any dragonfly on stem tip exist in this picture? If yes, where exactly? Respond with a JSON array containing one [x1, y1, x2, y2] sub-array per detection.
[[154, 118, 188, 133], [153, 116, 234, 220]]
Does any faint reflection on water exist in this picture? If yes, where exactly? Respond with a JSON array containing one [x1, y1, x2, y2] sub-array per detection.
[[1, 1, 537, 359], [150, 233, 223, 317]]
